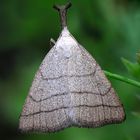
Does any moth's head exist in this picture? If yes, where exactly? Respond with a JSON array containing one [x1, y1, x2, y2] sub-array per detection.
[[57, 27, 78, 48], [53, 27, 78, 59]]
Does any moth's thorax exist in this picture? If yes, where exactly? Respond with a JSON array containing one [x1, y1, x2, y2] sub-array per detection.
[[55, 27, 78, 58]]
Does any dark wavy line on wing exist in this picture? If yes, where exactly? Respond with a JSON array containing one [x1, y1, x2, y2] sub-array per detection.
[[21, 104, 122, 117]]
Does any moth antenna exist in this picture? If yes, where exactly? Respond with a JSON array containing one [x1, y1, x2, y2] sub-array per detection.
[[53, 2, 72, 29]]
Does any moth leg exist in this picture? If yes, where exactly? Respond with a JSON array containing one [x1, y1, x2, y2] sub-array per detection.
[[50, 38, 56, 48]]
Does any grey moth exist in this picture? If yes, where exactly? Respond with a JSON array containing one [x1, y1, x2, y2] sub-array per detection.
[[19, 2, 125, 133]]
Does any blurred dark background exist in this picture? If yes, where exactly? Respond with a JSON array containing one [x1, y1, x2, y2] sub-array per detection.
[[0, 0, 140, 140]]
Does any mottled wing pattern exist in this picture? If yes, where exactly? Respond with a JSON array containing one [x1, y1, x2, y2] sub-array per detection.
[[19, 36, 72, 132], [67, 42, 125, 127], [19, 28, 125, 133]]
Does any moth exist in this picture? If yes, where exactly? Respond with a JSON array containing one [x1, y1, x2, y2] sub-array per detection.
[[19, 2, 125, 133]]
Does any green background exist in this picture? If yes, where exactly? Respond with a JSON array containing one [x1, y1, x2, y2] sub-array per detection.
[[0, 0, 140, 140]]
